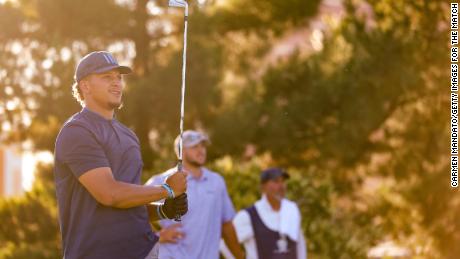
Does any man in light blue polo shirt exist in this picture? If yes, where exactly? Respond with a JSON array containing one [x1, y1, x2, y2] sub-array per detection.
[[146, 130, 244, 259]]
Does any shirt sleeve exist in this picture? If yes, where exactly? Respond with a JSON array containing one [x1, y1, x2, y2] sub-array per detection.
[[56, 125, 110, 178], [220, 239, 236, 259], [145, 168, 175, 186], [297, 229, 307, 259], [220, 177, 236, 223], [145, 174, 164, 186], [232, 210, 254, 243]]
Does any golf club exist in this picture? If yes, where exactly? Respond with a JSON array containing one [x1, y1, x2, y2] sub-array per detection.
[[169, 0, 188, 222]]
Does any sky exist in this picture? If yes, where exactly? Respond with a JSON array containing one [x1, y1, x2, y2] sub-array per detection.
[[22, 151, 53, 191]]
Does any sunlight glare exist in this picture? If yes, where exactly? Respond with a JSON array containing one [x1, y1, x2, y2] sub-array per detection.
[[22, 151, 53, 191]]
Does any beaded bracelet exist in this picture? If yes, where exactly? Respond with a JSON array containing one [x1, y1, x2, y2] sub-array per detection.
[[161, 183, 175, 199]]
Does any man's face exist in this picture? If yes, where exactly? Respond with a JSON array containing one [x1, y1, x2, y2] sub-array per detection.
[[81, 70, 123, 109], [183, 142, 207, 167], [262, 177, 287, 201]]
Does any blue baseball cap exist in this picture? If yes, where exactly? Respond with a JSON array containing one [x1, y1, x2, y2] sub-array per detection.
[[74, 51, 132, 82], [260, 168, 290, 183]]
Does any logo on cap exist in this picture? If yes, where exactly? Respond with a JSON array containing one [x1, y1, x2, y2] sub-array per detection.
[[102, 53, 117, 65]]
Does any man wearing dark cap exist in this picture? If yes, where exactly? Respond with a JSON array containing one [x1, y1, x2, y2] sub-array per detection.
[[54, 51, 188, 259], [231, 168, 307, 259]]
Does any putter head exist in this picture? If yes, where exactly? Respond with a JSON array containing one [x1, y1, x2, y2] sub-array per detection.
[[169, 0, 187, 8]]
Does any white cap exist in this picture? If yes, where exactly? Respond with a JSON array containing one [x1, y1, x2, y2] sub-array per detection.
[[174, 130, 210, 157]]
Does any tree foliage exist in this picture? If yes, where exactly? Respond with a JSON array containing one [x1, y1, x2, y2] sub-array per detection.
[[0, 0, 455, 258]]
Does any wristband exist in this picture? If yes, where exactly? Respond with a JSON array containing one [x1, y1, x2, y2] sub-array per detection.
[[161, 183, 175, 199]]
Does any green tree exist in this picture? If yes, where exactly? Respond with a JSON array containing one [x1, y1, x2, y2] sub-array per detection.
[[0, 164, 60, 258], [210, 0, 453, 258], [0, 0, 456, 258]]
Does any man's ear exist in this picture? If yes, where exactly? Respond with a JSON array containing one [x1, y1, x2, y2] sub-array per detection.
[[79, 79, 90, 95]]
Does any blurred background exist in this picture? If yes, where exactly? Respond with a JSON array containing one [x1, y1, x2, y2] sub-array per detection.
[[0, 0, 455, 258]]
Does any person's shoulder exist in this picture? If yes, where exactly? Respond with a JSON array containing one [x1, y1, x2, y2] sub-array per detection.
[[114, 119, 140, 143], [283, 198, 301, 215], [55, 113, 96, 159], [203, 167, 225, 181], [236, 207, 251, 217], [145, 168, 175, 185], [204, 168, 229, 188], [234, 208, 251, 225], [59, 111, 94, 133], [233, 207, 255, 242], [57, 113, 92, 140], [114, 119, 135, 134], [283, 198, 300, 208]]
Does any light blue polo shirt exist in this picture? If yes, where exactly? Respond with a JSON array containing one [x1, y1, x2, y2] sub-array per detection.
[[146, 167, 235, 259]]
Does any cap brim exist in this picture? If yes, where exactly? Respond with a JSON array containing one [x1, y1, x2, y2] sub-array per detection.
[[261, 170, 290, 183], [184, 137, 211, 148], [93, 65, 132, 75], [264, 174, 289, 182]]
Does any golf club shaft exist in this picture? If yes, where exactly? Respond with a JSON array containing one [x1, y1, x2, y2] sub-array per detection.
[[178, 18, 188, 167], [176, 6, 188, 222]]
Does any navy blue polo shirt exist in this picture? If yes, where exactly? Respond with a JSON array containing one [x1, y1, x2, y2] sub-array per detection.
[[54, 108, 157, 259]]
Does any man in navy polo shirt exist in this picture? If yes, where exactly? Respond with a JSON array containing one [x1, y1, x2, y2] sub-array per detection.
[[54, 51, 187, 259]]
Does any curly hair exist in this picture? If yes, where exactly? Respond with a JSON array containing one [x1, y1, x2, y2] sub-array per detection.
[[72, 82, 85, 107]]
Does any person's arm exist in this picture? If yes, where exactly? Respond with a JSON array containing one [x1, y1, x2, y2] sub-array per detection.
[[220, 239, 236, 259], [222, 221, 245, 259], [219, 176, 244, 259], [78, 167, 186, 209], [57, 125, 186, 209], [297, 229, 307, 259], [157, 223, 184, 243]]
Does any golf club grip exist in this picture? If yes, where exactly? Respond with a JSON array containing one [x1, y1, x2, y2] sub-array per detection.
[[174, 160, 183, 222], [177, 160, 183, 172]]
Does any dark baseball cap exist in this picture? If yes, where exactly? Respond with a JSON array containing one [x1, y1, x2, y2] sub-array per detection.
[[74, 51, 132, 82], [260, 168, 290, 183]]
